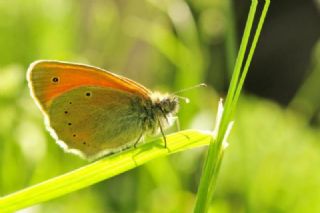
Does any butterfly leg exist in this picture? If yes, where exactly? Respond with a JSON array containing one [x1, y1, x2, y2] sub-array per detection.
[[133, 132, 143, 148], [174, 116, 181, 131], [158, 119, 167, 148]]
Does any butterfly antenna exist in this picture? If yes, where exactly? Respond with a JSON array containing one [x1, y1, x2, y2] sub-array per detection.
[[175, 95, 190, 104], [172, 83, 207, 95]]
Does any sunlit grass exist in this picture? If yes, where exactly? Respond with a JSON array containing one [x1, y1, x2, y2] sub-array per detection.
[[1, 0, 320, 212], [0, 130, 212, 212], [194, 0, 270, 212]]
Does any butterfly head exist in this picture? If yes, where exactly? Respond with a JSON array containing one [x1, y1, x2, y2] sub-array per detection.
[[151, 92, 179, 116]]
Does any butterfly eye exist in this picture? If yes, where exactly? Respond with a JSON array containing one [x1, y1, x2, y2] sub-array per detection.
[[51, 77, 60, 84]]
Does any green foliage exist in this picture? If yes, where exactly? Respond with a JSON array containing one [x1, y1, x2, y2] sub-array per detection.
[[0, 0, 319, 212], [0, 130, 212, 212], [195, 1, 270, 211]]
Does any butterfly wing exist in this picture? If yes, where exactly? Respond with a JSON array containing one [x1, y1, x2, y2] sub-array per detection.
[[27, 60, 151, 112], [27, 60, 152, 159], [48, 86, 144, 159]]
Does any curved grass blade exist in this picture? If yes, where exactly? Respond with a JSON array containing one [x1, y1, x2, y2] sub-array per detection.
[[0, 129, 213, 213]]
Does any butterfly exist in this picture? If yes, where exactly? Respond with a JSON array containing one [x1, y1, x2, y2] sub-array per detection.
[[27, 60, 179, 160]]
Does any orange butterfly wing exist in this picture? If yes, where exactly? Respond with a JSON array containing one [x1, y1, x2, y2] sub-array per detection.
[[27, 60, 151, 112]]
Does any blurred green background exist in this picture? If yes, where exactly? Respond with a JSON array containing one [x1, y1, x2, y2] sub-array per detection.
[[0, 0, 319, 212]]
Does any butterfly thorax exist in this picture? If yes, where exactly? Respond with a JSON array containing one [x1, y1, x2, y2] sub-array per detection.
[[139, 92, 179, 134]]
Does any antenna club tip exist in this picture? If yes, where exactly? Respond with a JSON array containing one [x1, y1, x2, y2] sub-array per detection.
[[200, 83, 207, 87]]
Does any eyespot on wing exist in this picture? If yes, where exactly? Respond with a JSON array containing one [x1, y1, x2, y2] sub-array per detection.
[[27, 60, 151, 112]]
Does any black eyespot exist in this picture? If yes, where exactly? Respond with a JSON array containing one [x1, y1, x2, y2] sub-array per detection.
[[64, 111, 68, 114], [85, 91, 92, 97], [68, 122, 72, 126], [69, 102, 72, 104], [83, 141, 86, 145], [73, 134, 76, 137], [51, 77, 59, 83]]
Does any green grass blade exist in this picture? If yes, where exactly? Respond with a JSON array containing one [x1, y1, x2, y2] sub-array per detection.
[[0, 130, 212, 213], [222, 0, 258, 120], [217, 0, 258, 148], [194, 1, 271, 212], [230, 0, 271, 117], [194, 1, 258, 211], [213, 3, 270, 201]]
